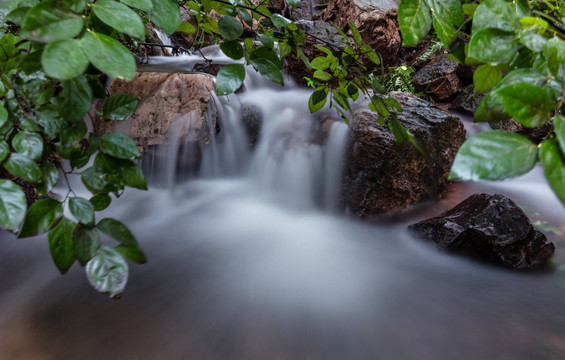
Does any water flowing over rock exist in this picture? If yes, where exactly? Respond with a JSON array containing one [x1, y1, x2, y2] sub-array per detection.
[[408, 193, 555, 268], [341, 92, 465, 216]]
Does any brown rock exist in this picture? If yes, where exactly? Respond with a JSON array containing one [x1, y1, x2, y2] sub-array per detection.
[[413, 57, 461, 101]]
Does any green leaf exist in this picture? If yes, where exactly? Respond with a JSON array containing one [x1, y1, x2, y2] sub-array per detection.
[[349, 21, 362, 45], [41, 39, 89, 80], [237, 8, 252, 26], [311, 57, 331, 71], [101, 131, 141, 160], [543, 37, 565, 75], [81, 31, 136, 81], [120, 0, 153, 12], [220, 41, 244, 60], [313, 70, 332, 81], [449, 130, 537, 181], [0, 180, 26, 232], [361, 44, 380, 65], [4, 153, 42, 183], [473, 64, 502, 93], [178, 21, 196, 35], [308, 86, 328, 113], [471, 0, 521, 33], [286, 0, 300, 8], [429, 0, 464, 47], [114, 244, 147, 264], [271, 14, 291, 29], [540, 139, 565, 204], [69, 197, 95, 225], [48, 217, 76, 274], [497, 83, 553, 128], [467, 28, 519, 65], [22, 0, 84, 42], [216, 64, 245, 95], [554, 115, 565, 152], [72, 223, 100, 266], [257, 33, 274, 49], [0, 105, 7, 128], [97, 217, 137, 247], [12, 131, 43, 160], [37, 162, 59, 197], [102, 93, 139, 121], [398, 0, 432, 46], [56, 75, 93, 123], [218, 15, 243, 41], [149, 0, 180, 34], [64, 0, 87, 13], [19, 198, 62, 238], [90, 193, 112, 211], [250, 58, 284, 86], [86, 245, 128, 298], [81, 165, 121, 194], [92, 0, 145, 40], [94, 153, 147, 190], [0, 141, 9, 163]]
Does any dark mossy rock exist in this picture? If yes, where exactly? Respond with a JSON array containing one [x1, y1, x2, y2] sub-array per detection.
[[413, 57, 460, 101], [408, 193, 555, 268]]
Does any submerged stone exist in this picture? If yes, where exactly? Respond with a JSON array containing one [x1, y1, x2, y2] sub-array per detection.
[[408, 193, 555, 268]]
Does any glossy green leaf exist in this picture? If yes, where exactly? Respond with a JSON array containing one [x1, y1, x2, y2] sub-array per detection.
[[37, 162, 59, 197], [286, 0, 300, 8], [0, 105, 7, 128], [86, 245, 128, 298], [48, 217, 76, 273], [69, 197, 95, 225], [81, 31, 136, 81], [64, 0, 87, 12], [0, 141, 9, 163], [19, 198, 62, 238], [12, 131, 43, 160], [149, 0, 180, 34], [220, 41, 244, 60], [93, 153, 147, 190], [250, 58, 283, 86], [114, 244, 147, 264], [72, 223, 100, 266], [120, 0, 153, 12], [257, 33, 274, 49], [56, 75, 93, 123], [473, 64, 502, 93], [41, 39, 89, 80], [22, 0, 84, 42], [467, 28, 519, 65], [19, 118, 42, 133], [237, 8, 252, 26], [308, 86, 328, 113], [471, 0, 521, 33], [497, 83, 553, 128], [102, 93, 139, 121], [4, 153, 42, 183], [519, 31, 546, 52], [554, 115, 565, 152], [398, 0, 432, 46], [449, 130, 537, 181], [81, 165, 122, 194], [430, 0, 464, 47], [97, 217, 137, 247], [90, 193, 112, 211], [218, 16, 243, 41], [92, 0, 145, 40], [216, 64, 245, 95], [0, 180, 26, 232], [540, 139, 565, 204], [271, 14, 291, 29], [101, 131, 141, 160]]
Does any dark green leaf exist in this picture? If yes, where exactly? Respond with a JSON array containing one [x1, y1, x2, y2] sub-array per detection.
[[471, 0, 521, 33], [257, 33, 274, 49], [22, 0, 84, 42], [250, 58, 284, 86], [72, 223, 100, 266], [467, 28, 519, 65], [497, 83, 553, 128], [0, 141, 9, 163], [540, 139, 565, 204], [36, 105, 64, 139], [92, 0, 145, 40], [41, 39, 89, 80], [0, 105, 7, 128], [48, 217, 76, 273], [19, 198, 62, 238], [81, 31, 136, 81], [473, 64, 502, 93], [220, 41, 244, 60], [101, 131, 141, 160], [237, 8, 252, 26], [398, 0, 432, 46], [0, 180, 26, 232], [86, 245, 128, 298], [81, 165, 122, 194], [94, 153, 147, 190], [114, 244, 147, 264], [12, 131, 43, 160], [308, 86, 328, 113], [271, 14, 291, 29], [69, 197, 95, 225], [149, 0, 180, 34], [102, 93, 139, 121], [120, 0, 153, 12], [4, 153, 42, 183], [55, 75, 93, 123], [64, 0, 87, 13], [216, 64, 245, 95], [554, 115, 565, 152], [37, 162, 59, 197], [218, 16, 243, 41], [97, 217, 137, 247], [19, 118, 42, 133], [90, 193, 112, 211], [449, 130, 537, 181]]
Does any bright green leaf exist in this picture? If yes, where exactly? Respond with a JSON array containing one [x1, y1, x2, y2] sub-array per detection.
[[473, 64, 502, 93], [178, 21, 196, 35], [286, 0, 300, 8], [349, 21, 362, 46], [101, 131, 141, 160], [497, 82, 553, 128], [0, 180, 26, 232], [271, 14, 291, 29], [81, 31, 136, 81], [149, 0, 180, 34], [308, 86, 328, 113], [92, 0, 145, 40], [48, 217, 76, 274], [216, 64, 245, 95], [467, 28, 519, 65], [86, 245, 128, 298], [471, 0, 521, 33], [102, 93, 139, 121], [313, 70, 332, 81], [19, 198, 62, 238], [540, 139, 565, 204], [69, 197, 95, 225], [41, 39, 89, 80], [398, 0, 432, 46]]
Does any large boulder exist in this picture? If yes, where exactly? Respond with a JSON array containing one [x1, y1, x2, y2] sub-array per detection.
[[408, 193, 555, 268], [413, 57, 461, 101], [341, 92, 465, 216]]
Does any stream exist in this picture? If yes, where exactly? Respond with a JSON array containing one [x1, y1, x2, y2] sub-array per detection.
[[1, 51, 565, 359]]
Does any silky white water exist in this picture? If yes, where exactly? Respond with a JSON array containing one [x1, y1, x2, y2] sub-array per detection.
[[0, 53, 564, 359]]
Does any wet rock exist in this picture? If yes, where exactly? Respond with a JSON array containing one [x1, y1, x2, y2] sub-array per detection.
[[451, 85, 485, 114], [413, 57, 460, 101], [408, 193, 555, 268], [489, 119, 553, 145], [241, 103, 263, 146], [290, 0, 313, 20], [93, 72, 217, 153], [341, 92, 465, 216], [324, 0, 401, 66]]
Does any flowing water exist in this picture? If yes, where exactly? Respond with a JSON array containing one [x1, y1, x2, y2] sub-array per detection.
[[1, 53, 565, 359]]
